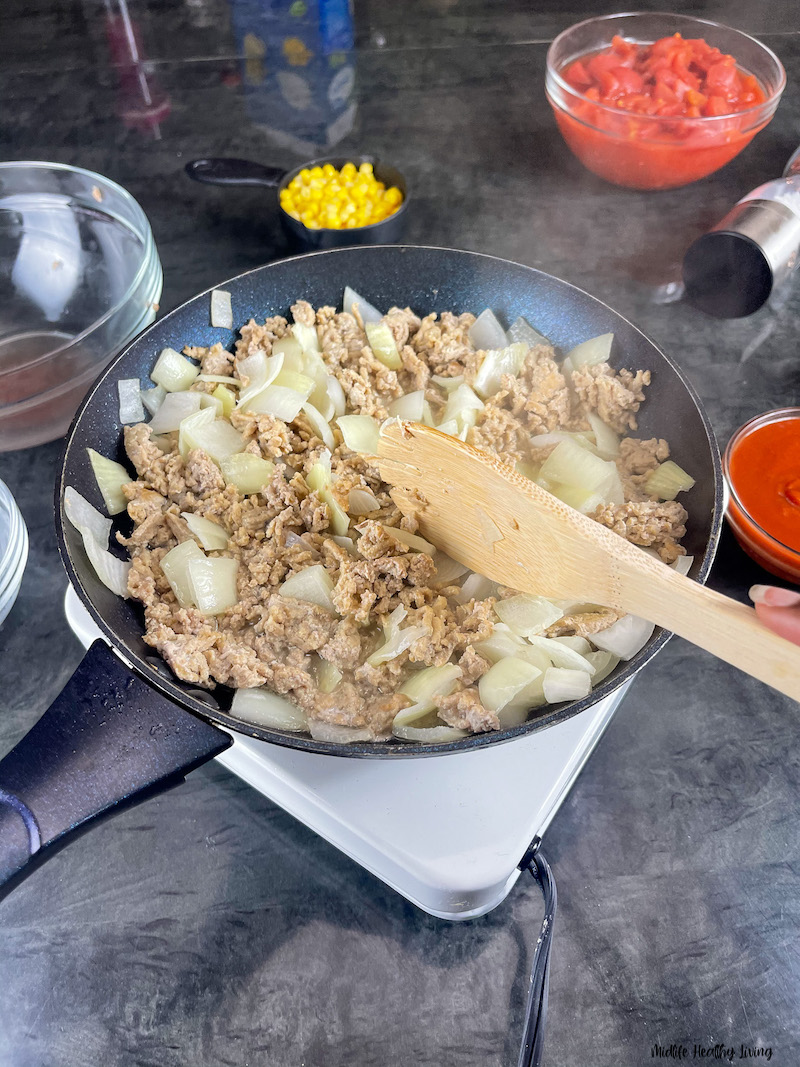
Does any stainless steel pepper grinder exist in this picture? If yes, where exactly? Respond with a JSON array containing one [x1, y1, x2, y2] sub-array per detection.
[[682, 147, 800, 317]]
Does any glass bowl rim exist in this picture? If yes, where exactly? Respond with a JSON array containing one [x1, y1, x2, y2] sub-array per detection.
[[723, 406, 800, 562], [545, 11, 787, 130], [0, 477, 27, 586], [0, 161, 159, 377]]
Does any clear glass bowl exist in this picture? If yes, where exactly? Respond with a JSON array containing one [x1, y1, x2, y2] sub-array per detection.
[[545, 12, 786, 190], [0, 162, 163, 451], [724, 408, 800, 584], [0, 478, 28, 627]]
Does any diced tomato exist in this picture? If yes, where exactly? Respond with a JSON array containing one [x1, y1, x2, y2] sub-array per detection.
[[560, 31, 766, 122]]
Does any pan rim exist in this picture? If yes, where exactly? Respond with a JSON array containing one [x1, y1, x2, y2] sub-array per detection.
[[55, 244, 724, 759]]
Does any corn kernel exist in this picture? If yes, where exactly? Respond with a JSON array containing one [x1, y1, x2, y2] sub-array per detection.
[[280, 160, 403, 230]]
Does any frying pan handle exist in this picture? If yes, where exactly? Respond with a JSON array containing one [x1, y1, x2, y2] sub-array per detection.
[[0, 640, 231, 899], [185, 157, 287, 188]]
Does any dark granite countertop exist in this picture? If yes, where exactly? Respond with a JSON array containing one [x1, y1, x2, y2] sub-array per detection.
[[2, 2, 800, 1064]]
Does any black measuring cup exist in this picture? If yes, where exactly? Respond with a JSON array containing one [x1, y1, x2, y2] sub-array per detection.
[[186, 154, 409, 251]]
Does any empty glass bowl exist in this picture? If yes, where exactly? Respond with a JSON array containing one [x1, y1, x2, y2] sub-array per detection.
[[0, 478, 28, 627], [0, 162, 163, 451]]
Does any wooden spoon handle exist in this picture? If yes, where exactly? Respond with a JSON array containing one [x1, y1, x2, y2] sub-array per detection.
[[618, 561, 800, 702]]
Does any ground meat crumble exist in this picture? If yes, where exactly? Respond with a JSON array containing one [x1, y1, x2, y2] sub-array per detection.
[[118, 302, 693, 741]]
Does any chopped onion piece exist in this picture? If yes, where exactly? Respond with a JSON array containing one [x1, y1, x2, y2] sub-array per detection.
[[148, 390, 202, 433], [181, 512, 228, 550], [309, 721, 376, 744], [495, 595, 563, 638], [432, 551, 469, 585], [325, 374, 346, 417], [64, 486, 112, 545], [455, 572, 496, 604], [565, 332, 613, 368], [231, 688, 308, 732], [542, 667, 592, 703], [210, 288, 233, 329], [584, 650, 620, 685], [279, 564, 336, 613], [187, 556, 239, 615], [508, 316, 549, 347], [272, 335, 304, 370], [441, 383, 484, 426], [479, 657, 542, 713], [388, 390, 426, 421], [348, 487, 380, 515], [644, 461, 696, 501], [237, 353, 285, 408], [273, 369, 315, 395], [393, 725, 468, 743], [383, 525, 435, 554], [468, 308, 507, 350], [141, 384, 166, 416], [197, 374, 240, 385], [343, 285, 382, 324], [199, 392, 223, 416], [436, 418, 459, 437], [307, 452, 332, 492], [246, 384, 311, 422], [367, 619, 431, 667], [590, 614, 655, 660], [315, 657, 343, 693], [539, 438, 618, 495], [337, 414, 380, 454], [587, 413, 620, 459], [213, 384, 236, 419], [79, 527, 131, 598], [160, 539, 205, 607], [301, 401, 335, 451], [394, 663, 462, 727], [291, 321, 321, 354], [365, 321, 402, 369], [179, 409, 245, 463], [549, 483, 605, 515], [87, 448, 131, 515], [321, 486, 350, 536], [332, 535, 356, 554], [473, 343, 527, 399], [151, 347, 200, 392], [526, 634, 597, 674], [552, 635, 592, 655], [473, 625, 528, 664], [220, 453, 275, 495], [431, 375, 464, 392], [118, 379, 144, 424], [671, 555, 694, 576]]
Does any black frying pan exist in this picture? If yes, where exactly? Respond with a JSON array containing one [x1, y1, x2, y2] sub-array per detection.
[[0, 245, 724, 898]]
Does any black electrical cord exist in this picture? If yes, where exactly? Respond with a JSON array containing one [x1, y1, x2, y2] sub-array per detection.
[[516, 838, 557, 1067]]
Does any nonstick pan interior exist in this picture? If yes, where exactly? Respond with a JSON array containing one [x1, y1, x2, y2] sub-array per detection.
[[56, 245, 724, 758]]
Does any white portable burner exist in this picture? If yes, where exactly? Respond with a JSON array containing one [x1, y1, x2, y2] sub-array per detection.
[[65, 585, 628, 921]]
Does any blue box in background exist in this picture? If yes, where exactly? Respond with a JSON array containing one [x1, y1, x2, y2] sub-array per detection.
[[229, 0, 357, 155]]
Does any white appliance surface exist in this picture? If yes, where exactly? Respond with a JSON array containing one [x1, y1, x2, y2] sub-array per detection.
[[65, 585, 628, 920]]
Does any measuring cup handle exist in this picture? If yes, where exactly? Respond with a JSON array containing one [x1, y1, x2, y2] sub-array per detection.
[[185, 158, 287, 188]]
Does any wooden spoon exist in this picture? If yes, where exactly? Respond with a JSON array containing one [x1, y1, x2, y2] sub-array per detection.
[[377, 419, 800, 703]]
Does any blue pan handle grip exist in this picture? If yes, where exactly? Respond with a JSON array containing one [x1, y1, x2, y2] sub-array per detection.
[[186, 157, 287, 188], [0, 640, 231, 899]]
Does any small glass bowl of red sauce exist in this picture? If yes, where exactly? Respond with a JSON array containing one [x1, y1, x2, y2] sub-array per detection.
[[545, 12, 785, 190], [724, 408, 800, 583]]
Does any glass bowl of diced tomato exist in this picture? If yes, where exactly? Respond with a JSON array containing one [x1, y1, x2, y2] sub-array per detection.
[[545, 12, 786, 190]]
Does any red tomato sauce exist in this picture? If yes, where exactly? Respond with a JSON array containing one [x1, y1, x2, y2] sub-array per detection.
[[553, 33, 769, 189], [726, 413, 800, 582]]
